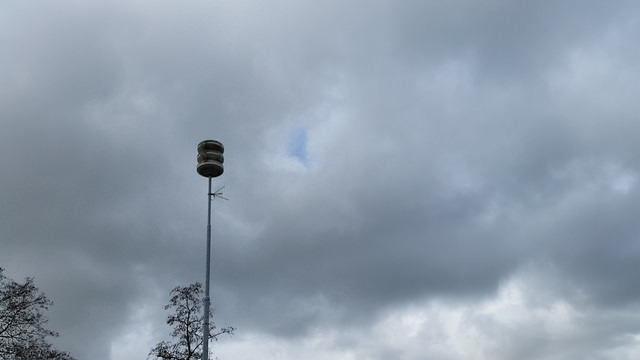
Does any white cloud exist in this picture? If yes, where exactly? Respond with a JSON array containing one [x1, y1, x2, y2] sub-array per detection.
[[214, 271, 640, 360]]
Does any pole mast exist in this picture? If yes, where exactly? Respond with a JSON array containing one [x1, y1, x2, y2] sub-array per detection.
[[202, 176, 212, 360], [196, 140, 225, 360]]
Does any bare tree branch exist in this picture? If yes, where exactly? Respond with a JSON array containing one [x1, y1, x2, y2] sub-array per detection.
[[148, 283, 234, 360], [0, 268, 75, 360]]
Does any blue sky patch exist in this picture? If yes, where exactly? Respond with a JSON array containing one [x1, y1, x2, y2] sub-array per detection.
[[287, 127, 309, 165]]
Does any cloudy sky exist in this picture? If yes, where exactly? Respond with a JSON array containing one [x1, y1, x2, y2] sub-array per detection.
[[3, 1, 640, 359]]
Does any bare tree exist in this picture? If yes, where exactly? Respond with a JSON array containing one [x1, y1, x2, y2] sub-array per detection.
[[0, 267, 75, 360], [149, 283, 234, 360]]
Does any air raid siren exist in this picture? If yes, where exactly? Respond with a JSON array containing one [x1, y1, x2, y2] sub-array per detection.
[[197, 140, 224, 178]]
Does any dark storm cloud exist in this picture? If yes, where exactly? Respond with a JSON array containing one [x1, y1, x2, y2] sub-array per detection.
[[3, 0, 640, 359], [386, 0, 635, 79], [0, 3, 197, 357], [202, 0, 640, 340]]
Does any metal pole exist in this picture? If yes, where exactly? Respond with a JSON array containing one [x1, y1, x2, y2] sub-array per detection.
[[202, 176, 212, 360]]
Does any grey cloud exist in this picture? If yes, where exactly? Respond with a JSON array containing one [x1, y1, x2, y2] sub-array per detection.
[[2, 1, 640, 359]]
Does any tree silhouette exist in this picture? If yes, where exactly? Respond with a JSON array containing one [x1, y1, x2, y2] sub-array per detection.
[[149, 283, 234, 360], [0, 268, 75, 360]]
